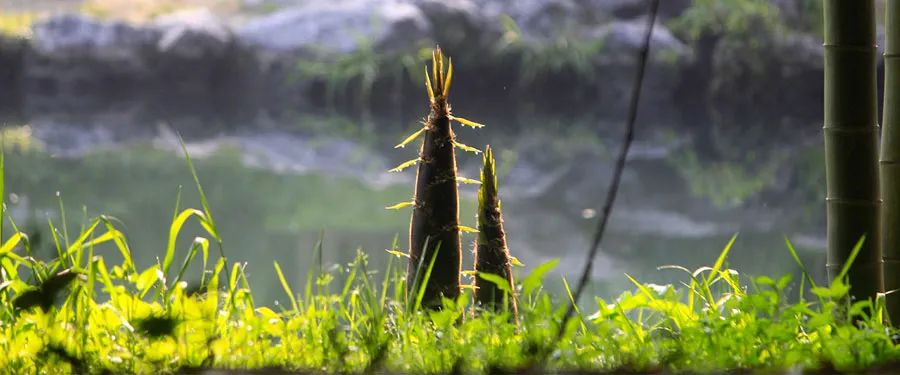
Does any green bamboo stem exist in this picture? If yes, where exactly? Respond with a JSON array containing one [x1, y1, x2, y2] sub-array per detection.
[[407, 48, 461, 307], [882, 0, 900, 317], [474, 146, 518, 319], [824, 0, 883, 300]]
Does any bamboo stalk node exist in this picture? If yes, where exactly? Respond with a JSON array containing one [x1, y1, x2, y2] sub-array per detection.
[[825, 198, 882, 206], [823, 125, 879, 132], [822, 43, 878, 51]]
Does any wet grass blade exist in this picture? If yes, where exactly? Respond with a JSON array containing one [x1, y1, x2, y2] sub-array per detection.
[[449, 116, 485, 128], [395, 128, 426, 149], [706, 234, 738, 286], [274, 261, 299, 313], [453, 141, 481, 154], [389, 159, 420, 173]]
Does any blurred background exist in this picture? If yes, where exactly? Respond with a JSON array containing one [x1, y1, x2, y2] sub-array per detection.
[[0, 0, 843, 304]]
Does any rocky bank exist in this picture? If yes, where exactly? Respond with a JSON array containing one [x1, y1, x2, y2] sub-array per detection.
[[0, 0, 824, 121]]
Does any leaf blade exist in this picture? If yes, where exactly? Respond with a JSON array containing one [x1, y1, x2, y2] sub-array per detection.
[[395, 128, 426, 149], [389, 158, 420, 173], [450, 116, 485, 128]]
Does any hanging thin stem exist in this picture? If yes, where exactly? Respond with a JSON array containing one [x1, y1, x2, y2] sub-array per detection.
[[551, 0, 660, 349]]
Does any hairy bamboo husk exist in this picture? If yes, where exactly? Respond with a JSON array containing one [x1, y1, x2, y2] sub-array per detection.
[[474, 146, 518, 319], [824, 0, 883, 300], [407, 47, 462, 307]]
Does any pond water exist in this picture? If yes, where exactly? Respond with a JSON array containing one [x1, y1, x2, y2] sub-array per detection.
[[0, 101, 827, 306]]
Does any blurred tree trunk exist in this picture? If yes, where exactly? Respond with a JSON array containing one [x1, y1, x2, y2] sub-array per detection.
[[824, 0, 883, 300]]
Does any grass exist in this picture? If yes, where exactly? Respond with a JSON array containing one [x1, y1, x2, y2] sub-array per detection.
[[293, 40, 432, 107], [497, 14, 606, 88], [0, 159, 895, 373]]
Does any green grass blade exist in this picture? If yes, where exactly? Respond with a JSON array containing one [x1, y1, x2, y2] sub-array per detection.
[[836, 235, 866, 281], [389, 159, 420, 173], [706, 234, 738, 286], [449, 116, 485, 128], [394, 128, 426, 149], [163, 209, 207, 277], [785, 236, 820, 292], [412, 243, 440, 313], [1, 151, 4, 239], [274, 261, 299, 313]]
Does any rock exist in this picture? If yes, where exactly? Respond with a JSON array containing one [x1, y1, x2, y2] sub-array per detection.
[[473, 0, 585, 42], [708, 29, 823, 118], [151, 10, 250, 96], [576, 0, 691, 20], [412, 0, 497, 53], [0, 34, 27, 112], [591, 18, 689, 58], [236, 0, 432, 108], [26, 14, 159, 105], [153, 9, 232, 60], [29, 15, 159, 86], [29, 15, 158, 70], [23, 13, 258, 109], [237, 0, 431, 57], [470, 0, 690, 43], [588, 19, 692, 110]]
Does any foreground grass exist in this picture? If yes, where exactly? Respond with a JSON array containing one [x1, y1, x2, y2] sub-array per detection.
[[0, 154, 899, 374]]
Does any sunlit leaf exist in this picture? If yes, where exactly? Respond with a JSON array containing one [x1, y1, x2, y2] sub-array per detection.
[[836, 236, 866, 282], [274, 261, 299, 312], [477, 272, 513, 294], [394, 128, 426, 149], [456, 177, 482, 185], [389, 158, 420, 173], [443, 57, 453, 97], [431, 49, 439, 97], [453, 141, 481, 154], [706, 233, 737, 285], [385, 249, 409, 258], [136, 265, 160, 297], [385, 201, 415, 210], [459, 225, 479, 233], [811, 280, 850, 299], [450, 115, 485, 128], [522, 259, 559, 296], [425, 67, 434, 102]]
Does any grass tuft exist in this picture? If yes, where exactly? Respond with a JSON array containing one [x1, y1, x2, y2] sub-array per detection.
[[1, 160, 899, 372]]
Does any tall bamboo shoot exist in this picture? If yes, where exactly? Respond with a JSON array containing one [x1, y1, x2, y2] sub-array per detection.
[[474, 146, 518, 319], [406, 48, 462, 307]]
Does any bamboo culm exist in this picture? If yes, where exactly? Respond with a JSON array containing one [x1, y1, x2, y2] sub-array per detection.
[[882, 0, 900, 318], [824, 0, 883, 301]]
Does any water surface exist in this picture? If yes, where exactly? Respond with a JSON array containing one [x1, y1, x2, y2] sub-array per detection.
[[0, 104, 826, 305]]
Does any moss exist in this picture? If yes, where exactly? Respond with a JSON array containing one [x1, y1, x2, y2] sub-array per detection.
[[668, 0, 783, 43]]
